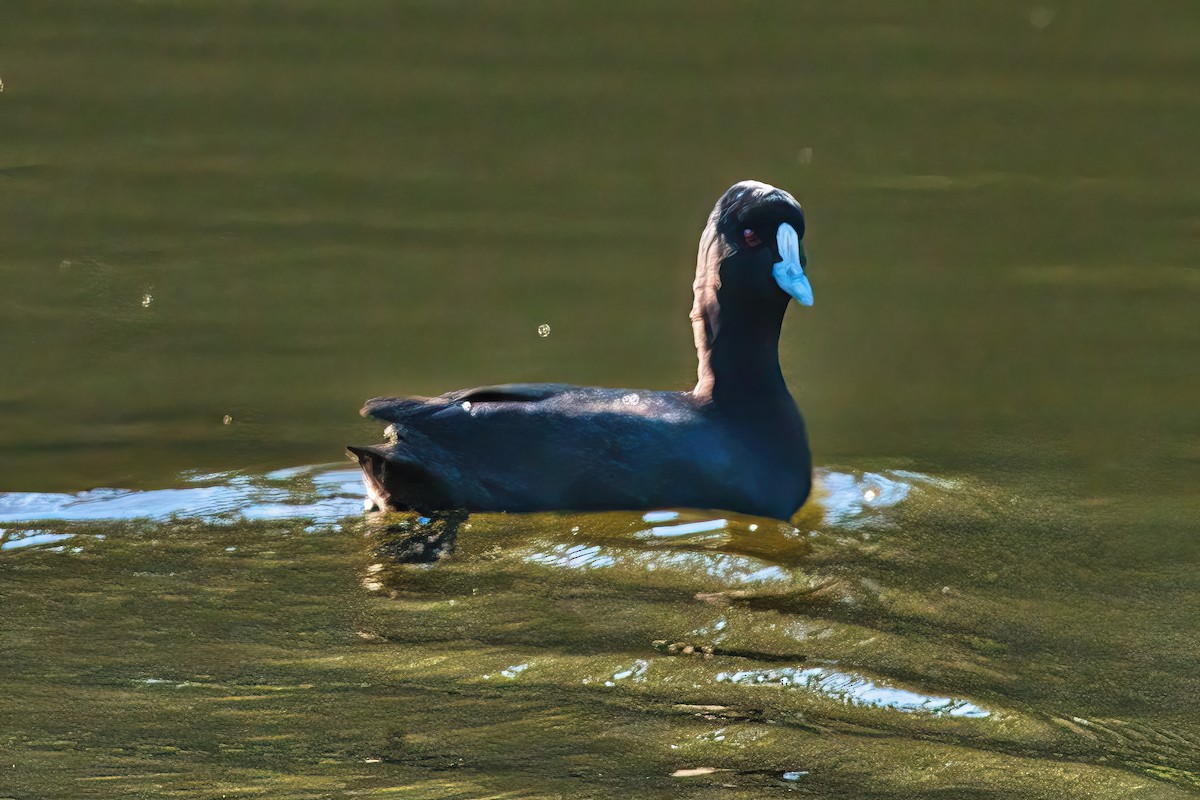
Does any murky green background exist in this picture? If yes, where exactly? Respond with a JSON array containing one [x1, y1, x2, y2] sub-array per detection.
[[2, 2, 1198, 797]]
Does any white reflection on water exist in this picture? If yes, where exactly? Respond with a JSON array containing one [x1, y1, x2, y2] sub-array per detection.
[[525, 544, 617, 570], [638, 518, 729, 538], [0, 466, 365, 524], [482, 662, 531, 681], [816, 469, 940, 528], [0, 529, 74, 551], [716, 665, 989, 718], [606, 658, 649, 686], [524, 543, 790, 585], [0, 467, 938, 531]]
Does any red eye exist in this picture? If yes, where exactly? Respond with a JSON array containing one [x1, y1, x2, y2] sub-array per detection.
[[742, 228, 762, 247]]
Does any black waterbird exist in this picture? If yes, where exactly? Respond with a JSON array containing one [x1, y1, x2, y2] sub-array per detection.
[[349, 180, 815, 521]]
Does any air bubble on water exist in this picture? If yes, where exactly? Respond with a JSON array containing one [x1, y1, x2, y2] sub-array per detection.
[[537, 323, 551, 338], [141, 293, 153, 308], [748, 523, 758, 532], [222, 415, 233, 425]]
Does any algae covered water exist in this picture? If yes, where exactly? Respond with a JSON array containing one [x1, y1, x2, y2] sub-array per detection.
[[2, 2, 1198, 797]]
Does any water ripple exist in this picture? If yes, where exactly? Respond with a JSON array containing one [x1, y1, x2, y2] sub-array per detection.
[[0, 466, 365, 524], [816, 468, 947, 528], [0, 467, 936, 531], [523, 542, 793, 586], [716, 665, 989, 718]]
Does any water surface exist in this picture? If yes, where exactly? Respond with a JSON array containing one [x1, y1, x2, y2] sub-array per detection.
[[1, 1, 1198, 797]]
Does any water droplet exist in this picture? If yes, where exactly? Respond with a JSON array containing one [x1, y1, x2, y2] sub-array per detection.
[[222, 415, 233, 425], [537, 323, 551, 338], [141, 293, 153, 308]]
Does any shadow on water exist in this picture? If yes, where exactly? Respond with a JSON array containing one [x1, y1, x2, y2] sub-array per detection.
[[372, 510, 468, 564], [4, 467, 1197, 797]]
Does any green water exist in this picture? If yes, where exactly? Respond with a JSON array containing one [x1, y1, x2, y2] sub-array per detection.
[[2, 2, 1198, 797]]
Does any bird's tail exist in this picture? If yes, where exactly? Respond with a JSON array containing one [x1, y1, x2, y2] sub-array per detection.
[[346, 443, 459, 514]]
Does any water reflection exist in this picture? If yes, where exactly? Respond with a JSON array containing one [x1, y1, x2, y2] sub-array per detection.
[[816, 469, 925, 528], [716, 666, 989, 718], [638, 518, 729, 538], [0, 466, 929, 531], [0, 529, 75, 551], [525, 543, 615, 570], [480, 663, 530, 681], [524, 543, 794, 587], [0, 466, 365, 524]]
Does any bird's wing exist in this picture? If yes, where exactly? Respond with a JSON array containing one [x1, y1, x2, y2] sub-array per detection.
[[360, 383, 579, 423], [440, 383, 577, 404]]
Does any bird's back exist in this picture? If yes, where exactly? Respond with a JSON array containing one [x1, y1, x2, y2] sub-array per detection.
[[351, 383, 808, 519]]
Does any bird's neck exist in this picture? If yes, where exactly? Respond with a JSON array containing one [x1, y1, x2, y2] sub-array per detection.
[[692, 292, 791, 408]]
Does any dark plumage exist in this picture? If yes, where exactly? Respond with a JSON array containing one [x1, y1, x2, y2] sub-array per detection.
[[349, 180, 815, 520]]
